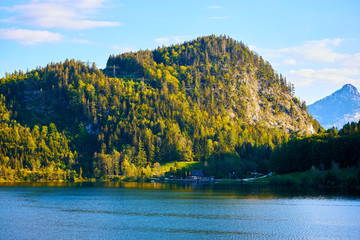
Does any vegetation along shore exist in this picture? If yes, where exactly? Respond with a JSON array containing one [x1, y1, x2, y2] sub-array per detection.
[[0, 36, 359, 190]]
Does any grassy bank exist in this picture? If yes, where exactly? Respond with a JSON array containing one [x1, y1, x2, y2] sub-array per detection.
[[249, 167, 360, 190]]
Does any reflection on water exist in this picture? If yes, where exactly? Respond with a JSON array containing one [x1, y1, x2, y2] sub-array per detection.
[[0, 182, 360, 240], [1, 181, 358, 199]]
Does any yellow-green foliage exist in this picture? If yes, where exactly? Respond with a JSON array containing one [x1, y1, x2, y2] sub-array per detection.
[[157, 161, 202, 176], [0, 36, 317, 181]]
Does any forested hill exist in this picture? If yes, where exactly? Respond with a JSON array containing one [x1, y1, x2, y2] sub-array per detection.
[[107, 35, 316, 134], [0, 35, 320, 181]]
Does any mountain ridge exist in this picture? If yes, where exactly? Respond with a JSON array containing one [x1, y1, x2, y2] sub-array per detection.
[[308, 83, 360, 129]]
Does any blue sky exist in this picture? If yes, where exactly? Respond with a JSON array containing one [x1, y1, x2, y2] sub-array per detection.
[[0, 0, 359, 104]]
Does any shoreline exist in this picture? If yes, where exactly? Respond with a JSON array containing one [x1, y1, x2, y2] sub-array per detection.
[[1, 171, 360, 191]]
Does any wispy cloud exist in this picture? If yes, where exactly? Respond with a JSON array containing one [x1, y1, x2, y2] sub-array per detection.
[[1, 0, 121, 30], [250, 39, 360, 90], [154, 36, 192, 46], [211, 16, 229, 20], [342, 52, 360, 68], [252, 39, 348, 63], [282, 58, 297, 65], [111, 45, 136, 53], [72, 38, 94, 44], [290, 39, 347, 62], [288, 68, 360, 87], [71, 0, 107, 11], [0, 28, 62, 45], [155, 38, 170, 45], [209, 5, 223, 9]]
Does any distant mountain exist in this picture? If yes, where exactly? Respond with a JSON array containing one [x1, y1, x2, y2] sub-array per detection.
[[308, 84, 360, 129]]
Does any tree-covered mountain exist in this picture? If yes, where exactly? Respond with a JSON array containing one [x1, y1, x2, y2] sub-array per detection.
[[0, 35, 320, 181], [107, 35, 316, 135], [308, 84, 360, 129]]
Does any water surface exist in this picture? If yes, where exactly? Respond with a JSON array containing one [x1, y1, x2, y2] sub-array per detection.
[[0, 182, 359, 239]]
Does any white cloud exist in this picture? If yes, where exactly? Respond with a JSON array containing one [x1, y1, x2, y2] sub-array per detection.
[[71, 0, 107, 11], [155, 38, 170, 45], [72, 38, 94, 44], [1, 0, 121, 30], [283, 58, 297, 65], [111, 45, 136, 53], [251, 38, 360, 99], [211, 16, 229, 20], [342, 52, 360, 68], [252, 38, 348, 63], [288, 68, 360, 87], [155, 36, 192, 46], [209, 6, 223, 9], [0, 28, 62, 45], [287, 69, 316, 87], [291, 39, 348, 62]]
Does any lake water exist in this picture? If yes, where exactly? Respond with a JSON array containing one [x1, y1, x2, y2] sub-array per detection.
[[0, 182, 359, 240]]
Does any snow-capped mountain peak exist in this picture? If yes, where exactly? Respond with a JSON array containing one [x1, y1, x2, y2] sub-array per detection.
[[308, 84, 360, 129]]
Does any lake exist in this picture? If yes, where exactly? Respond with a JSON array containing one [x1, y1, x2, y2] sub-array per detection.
[[0, 182, 359, 240]]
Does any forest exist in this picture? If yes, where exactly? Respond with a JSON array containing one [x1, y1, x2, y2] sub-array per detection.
[[271, 122, 360, 174], [1, 35, 357, 184], [269, 122, 360, 188]]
